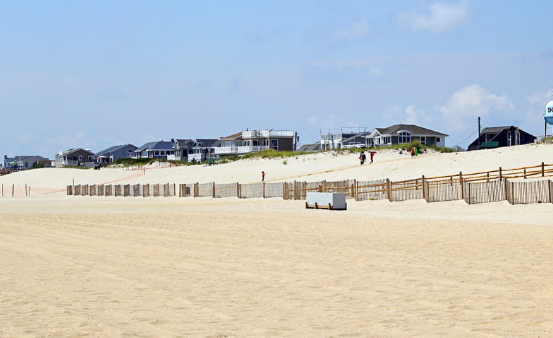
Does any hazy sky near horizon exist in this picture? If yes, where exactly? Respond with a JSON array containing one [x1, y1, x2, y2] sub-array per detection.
[[1, 0, 552, 158]]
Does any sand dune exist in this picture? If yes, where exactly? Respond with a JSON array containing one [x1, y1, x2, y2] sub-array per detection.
[[1, 144, 553, 337]]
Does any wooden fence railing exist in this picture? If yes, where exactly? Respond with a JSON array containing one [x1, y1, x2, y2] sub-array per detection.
[[67, 162, 553, 206]]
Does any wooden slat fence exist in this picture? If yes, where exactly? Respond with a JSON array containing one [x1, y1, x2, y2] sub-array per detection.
[[239, 183, 264, 198], [390, 178, 423, 202], [507, 179, 552, 205], [265, 182, 285, 198], [356, 179, 387, 201], [464, 180, 506, 204], [67, 162, 553, 206]]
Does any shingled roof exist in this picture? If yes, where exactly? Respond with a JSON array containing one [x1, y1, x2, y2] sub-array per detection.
[[374, 124, 448, 136]]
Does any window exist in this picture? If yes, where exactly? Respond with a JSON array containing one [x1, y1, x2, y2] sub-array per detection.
[[398, 131, 411, 144], [270, 139, 278, 150], [436, 137, 441, 142], [154, 151, 159, 156]]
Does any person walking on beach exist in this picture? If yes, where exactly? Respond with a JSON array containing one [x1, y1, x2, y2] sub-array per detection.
[[369, 151, 375, 163], [359, 151, 366, 165], [261, 171, 265, 181]]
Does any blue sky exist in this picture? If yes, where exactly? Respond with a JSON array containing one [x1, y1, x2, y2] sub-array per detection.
[[1, 0, 552, 157]]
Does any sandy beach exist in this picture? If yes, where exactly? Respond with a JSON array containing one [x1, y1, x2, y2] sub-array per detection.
[[1, 144, 553, 337]]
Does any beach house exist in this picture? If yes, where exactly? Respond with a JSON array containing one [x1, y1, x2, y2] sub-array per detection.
[[95, 144, 137, 164], [367, 124, 448, 148], [132, 141, 175, 160], [3, 155, 51, 169], [319, 128, 371, 150], [467, 126, 536, 151], [211, 129, 299, 157], [55, 148, 95, 167], [171, 139, 218, 162]]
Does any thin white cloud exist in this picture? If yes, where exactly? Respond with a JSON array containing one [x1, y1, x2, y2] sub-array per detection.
[[526, 89, 553, 105], [307, 115, 318, 125], [396, 0, 470, 33], [382, 104, 431, 125], [305, 18, 374, 45], [331, 19, 372, 42], [438, 84, 514, 131], [302, 59, 384, 82]]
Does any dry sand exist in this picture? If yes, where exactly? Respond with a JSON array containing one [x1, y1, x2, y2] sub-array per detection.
[[1, 144, 553, 337]]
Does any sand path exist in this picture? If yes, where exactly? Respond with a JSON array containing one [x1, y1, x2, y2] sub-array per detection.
[[1, 197, 552, 337]]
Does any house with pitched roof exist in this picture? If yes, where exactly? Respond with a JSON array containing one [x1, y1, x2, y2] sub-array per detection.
[[367, 124, 448, 148], [132, 140, 175, 159], [467, 126, 536, 151], [95, 144, 137, 164], [211, 129, 299, 157], [171, 139, 218, 162], [55, 148, 95, 167], [4, 155, 51, 169]]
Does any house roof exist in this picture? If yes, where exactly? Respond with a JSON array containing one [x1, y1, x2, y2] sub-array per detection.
[[174, 139, 218, 148], [5, 155, 49, 163], [59, 148, 95, 156], [297, 143, 321, 152], [96, 144, 137, 157], [136, 141, 175, 152], [480, 126, 516, 134], [219, 132, 243, 141], [374, 124, 448, 137]]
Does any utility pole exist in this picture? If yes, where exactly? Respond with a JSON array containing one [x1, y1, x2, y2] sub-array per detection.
[[478, 116, 482, 149]]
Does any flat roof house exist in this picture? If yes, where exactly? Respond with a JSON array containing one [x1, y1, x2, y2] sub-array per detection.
[[212, 129, 299, 157]]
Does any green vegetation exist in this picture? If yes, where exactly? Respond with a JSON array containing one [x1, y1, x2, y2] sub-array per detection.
[[334, 140, 453, 154], [241, 149, 310, 159], [110, 158, 192, 168], [63, 166, 91, 170], [538, 136, 553, 144]]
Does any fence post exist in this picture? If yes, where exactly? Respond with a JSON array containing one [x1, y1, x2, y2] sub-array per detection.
[[421, 175, 426, 199], [353, 179, 357, 200], [12, 184, 14, 197], [212, 182, 216, 198], [460, 176, 465, 199], [524, 168, 527, 179], [499, 167, 502, 181], [194, 183, 199, 197], [467, 183, 471, 205], [283, 183, 287, 200], [263, 182, 266, 198], [504, 179, 510, 204], [386, 178, 392, 202], [237, 183, 241, 198], [542, 162, 545, 177]]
